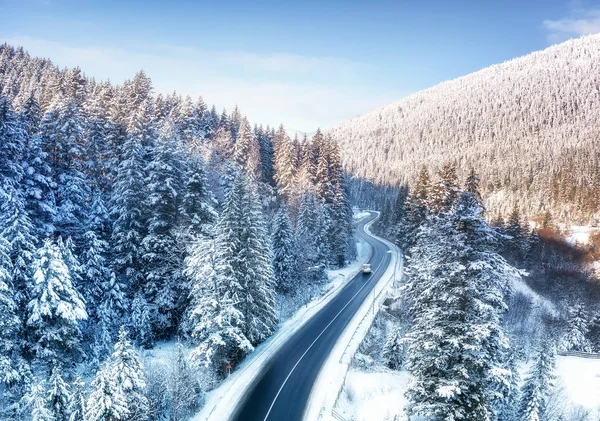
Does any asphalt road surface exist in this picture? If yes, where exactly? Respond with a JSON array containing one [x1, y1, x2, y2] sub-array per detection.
[[231, 211, 393, 421]]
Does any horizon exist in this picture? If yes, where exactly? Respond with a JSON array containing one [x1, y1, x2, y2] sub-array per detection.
[[3, 0, 600, 131]]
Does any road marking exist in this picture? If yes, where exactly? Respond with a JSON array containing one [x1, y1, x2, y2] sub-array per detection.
[[262, 231, 389, 421]]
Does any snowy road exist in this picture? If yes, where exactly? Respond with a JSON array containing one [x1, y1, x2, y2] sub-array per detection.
[[230, 211, 393, 421]]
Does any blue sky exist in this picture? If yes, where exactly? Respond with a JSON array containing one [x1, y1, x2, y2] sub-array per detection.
[[2, 0, 600, 131]]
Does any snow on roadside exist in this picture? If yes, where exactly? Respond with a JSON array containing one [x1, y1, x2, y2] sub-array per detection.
[[192, 226, 374, 421], [336, 369, 410, 421], [554, 356, 600, 411], [353, 208, 372, 221]]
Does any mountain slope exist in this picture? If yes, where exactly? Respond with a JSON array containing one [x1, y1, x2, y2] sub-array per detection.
[[330, 34, 600, 224]]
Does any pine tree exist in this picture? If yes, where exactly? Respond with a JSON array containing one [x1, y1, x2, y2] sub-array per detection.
[[404, 191, 519, 421], [273, 125, 296, 196], [27, 240, 88, 370], [218, 172, 278, 345], [505, 204, 526, 264], [141, 124, 186, 336], [0, 233, 25, 390], [68, 375, 86, 421], [429, 163, 460, 214], [296, 192, 328, 284], [518, 340, 556, 421], [185, 234, 253, 372], [382, 325, 404, 370], [129, 294, 153, 349], [27, 379, 53, 421], [110, 109, 149, 293], [42, 94, 91, 242], [180, 153, 217, 238], [47, 366, 71, 421], [20, 95, 56, 238], [559, 303, 591, 352], [233, 117, 261, 180], [496, 351, 521, 421], [589, 311, 600, 352], [168, 344, 200, 421], [271, 205, 297, 294], [110, 327, 149, 421], [85, 362, 129, 421]]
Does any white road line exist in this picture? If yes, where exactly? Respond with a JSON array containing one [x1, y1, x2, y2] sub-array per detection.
[[262, 230, 389, 421]]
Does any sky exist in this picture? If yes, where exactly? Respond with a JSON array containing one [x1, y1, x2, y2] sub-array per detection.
[[2, 0, 600, 132]]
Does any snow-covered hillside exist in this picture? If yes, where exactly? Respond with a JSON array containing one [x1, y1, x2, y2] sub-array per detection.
[[329, 34, 600, 223]]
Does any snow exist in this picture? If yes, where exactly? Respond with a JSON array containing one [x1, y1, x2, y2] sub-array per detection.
[[554, 356, 600, 411], [512, 277, 558, 316], [353, 210, 371, 221], [193, 223, 374, 421], [335, 369, 410, 421], [304, 217, 402, 421], [565, 226, 599, 246]]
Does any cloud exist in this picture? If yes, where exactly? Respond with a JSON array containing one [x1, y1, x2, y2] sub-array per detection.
[[1, 35, 391, 131], [543, 6, 600, 43]]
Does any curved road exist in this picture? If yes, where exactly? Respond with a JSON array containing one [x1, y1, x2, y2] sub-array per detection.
[[231, 211, 393, 421]]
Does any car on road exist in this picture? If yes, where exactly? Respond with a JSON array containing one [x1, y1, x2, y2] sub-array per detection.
[[361, 263, 371, 274]]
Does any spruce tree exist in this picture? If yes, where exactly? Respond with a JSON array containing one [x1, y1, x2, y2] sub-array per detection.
[[518, 340, 556, 421], [559, 303, 591, 352], [273, 125, 296, 196], [85, 363, 129, 421], [180, 153, 217, 238], [429, 163, 460, 214], [68, 375, 86, 421], [271, 205, 297, 294], [110, 327, 149, 421], [404, 191, 519, 420], [27, 379, 53, 421], [233, 117, 261, 180], [47, 366, 71, 421], [27, 240, 88, 371], [589, 311, 600, 352], [382, 326, 404, 370]]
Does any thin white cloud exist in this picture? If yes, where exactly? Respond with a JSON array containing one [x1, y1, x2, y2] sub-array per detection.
[[3, 35, 390, 131], [543, 7, 600, 43]]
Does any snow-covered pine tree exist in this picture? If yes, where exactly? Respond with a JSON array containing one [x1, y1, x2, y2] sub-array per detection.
[[85, 362, 129, 421], [180, 152, 217, 239], [504, 204, 526, 264], [233, 117, 262, 181], [185, 234, 252, 372], [141, 123, 186, 336], [271, 205, 297, 294], [110, 102, 151, 294], [219, 171, 278, 345], [83, 83, 111, 192], [496, 351, 520, 421], [26, 379, 53, 421], [382, 325, 404, 370], [404, 191, 519, 421], [92, 273, 127, 365], [168, 344, 200, 421], [110, 327, 149, 421], [47, 366, 71, 421], [42, 93, 91, 243], [20, 94, 57, 239], [273, 125, 296, 197], [429, 163, 460, 215], [129, 293, 153, 349], [0, 187, 37, 307], [559, 303, 591, 352], [518, 339, 556, 421], [0, 232, 27, 408], [296, 191, 328, 284], [589, 311, 600, 352], [257, 125, 275, 185], [68, 375, 86, 421], [27, 240, 88, 371]]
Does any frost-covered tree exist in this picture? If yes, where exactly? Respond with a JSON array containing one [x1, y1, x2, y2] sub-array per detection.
[[296, 191, 328, 284], [168, 344, 200, 421], [518, 340, 556, 421], [404, 191, 519, 420], [110, 327, 149, 421], [47, 366, 71, 421], [382, 325, 404, 370], [68, 375, 86, 421], [273, 125, 295, 196], [233, 117, 261, 180], [85, 363, 129, 421], [559, 304, 591, 352], [129, 294, 153, 349], [429, 163, 460, 215], [271, 205, 297, 294], [26, 379, 53, 421], [27, 240, 88, 371], [141, 124, 186, 336], [218, 172, 278, 345], [496, 351, 520, 421], [180, 153, 217, 238], [185, 233, 252, 372], [110, 109, 149, 293], [589, 311, 600, 352]]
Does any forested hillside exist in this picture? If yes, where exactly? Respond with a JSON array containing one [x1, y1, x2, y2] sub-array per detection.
[[0, 44, 354, 420], [330, 34, 600, 225]]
